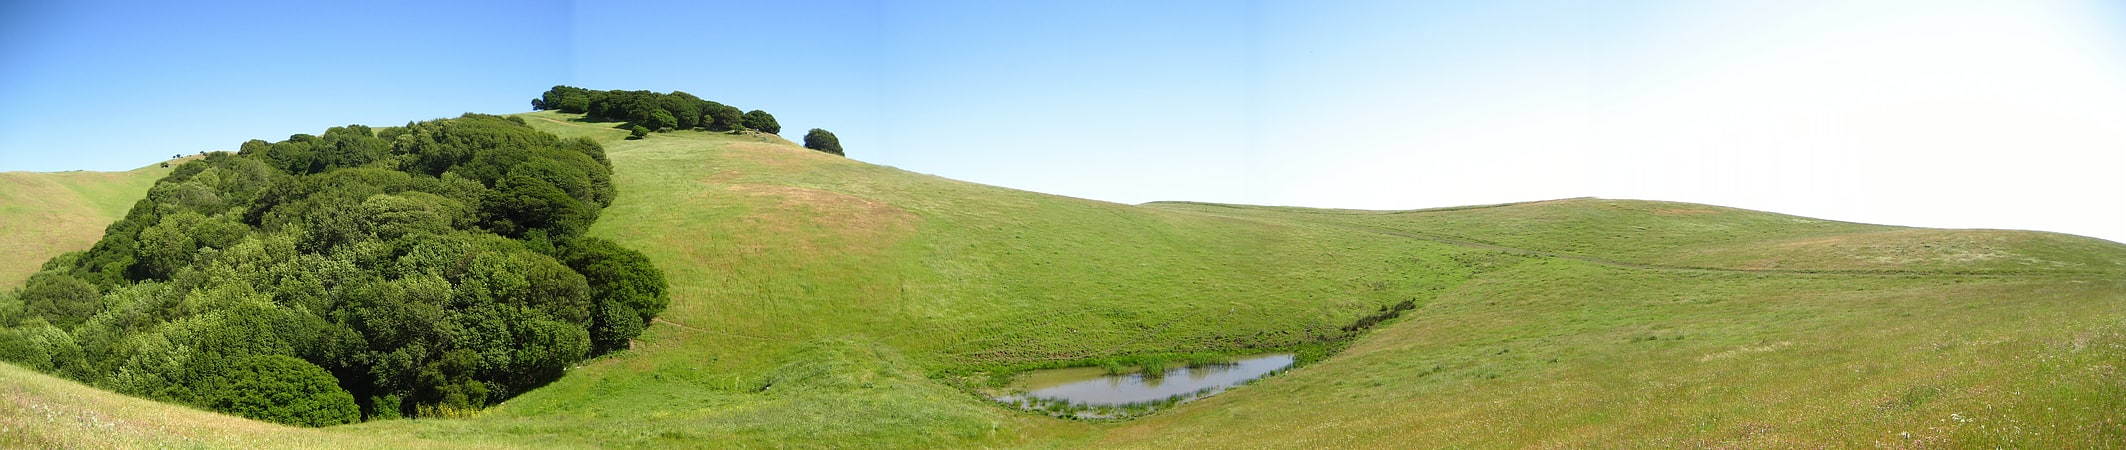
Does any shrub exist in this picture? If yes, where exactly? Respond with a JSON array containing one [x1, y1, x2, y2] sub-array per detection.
[[646, 109, 678, 131], [199, 355, 361, 427], [804, 129, 843, 156], [18, 272, 99, 330], [0, 322, 86, 377], [629, 125, 650, 140], [703, 103, 745, 132], [368, 394, 404, 420], [742, 110, 780, 134], [559, 237, 669, 353]]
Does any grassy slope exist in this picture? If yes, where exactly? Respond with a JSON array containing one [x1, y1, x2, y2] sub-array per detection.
[[346, 113, 1486, 447], [0, 161, 177, 287], [1161, 198, 2126, 274], [0, 361, 499, 449], [2, 112, 2122, 447], [1122, 202, 2126, 445]]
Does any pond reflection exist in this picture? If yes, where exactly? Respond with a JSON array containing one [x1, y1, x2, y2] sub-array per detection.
[[995, 354, 1294, 418]]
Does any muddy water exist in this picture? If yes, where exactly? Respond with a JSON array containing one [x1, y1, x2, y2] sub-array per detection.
[[1010, 354, 1294, 406]]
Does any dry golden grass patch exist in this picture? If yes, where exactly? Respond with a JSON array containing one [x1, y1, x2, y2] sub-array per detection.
[[722, 141, 836, 172], [726, 184, 919, 252]]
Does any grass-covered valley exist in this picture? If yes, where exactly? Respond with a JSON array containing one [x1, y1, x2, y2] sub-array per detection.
[[3, 109, 2123, 448]]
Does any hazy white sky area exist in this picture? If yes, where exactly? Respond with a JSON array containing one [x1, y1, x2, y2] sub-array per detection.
[[856, 0, 2126, 243], [1327, 1, 2126, 242]]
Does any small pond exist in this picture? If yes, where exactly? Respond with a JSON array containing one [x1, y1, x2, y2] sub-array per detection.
[[995, 353, 1295, 418]]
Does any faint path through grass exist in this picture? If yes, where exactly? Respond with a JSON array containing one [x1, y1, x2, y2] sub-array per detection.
[[650, 318, 793, 342]]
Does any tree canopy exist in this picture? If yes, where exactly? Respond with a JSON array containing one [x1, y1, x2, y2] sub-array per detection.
[[742, 110, 780, 134], [0, 114, 667, 426], [200, 355, 361, 427], [532, 85, 775, 135], [804, 129, 844, 156]]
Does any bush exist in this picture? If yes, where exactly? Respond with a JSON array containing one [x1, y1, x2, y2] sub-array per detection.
[[18, 272, 99, 330], [646, 109, 678, 131], [703, 103, 745, 132], [560, 237, 669, 353], [629, 125, 650, 140], [199, 355, 361, 427], [742, 110, 781, 134], [0, 322, 87, 377], [804, 129, 843, 156]]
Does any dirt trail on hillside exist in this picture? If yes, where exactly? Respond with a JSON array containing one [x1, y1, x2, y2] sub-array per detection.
[[529, 116, 576, 126]]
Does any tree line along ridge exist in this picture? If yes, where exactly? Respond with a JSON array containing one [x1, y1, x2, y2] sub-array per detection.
[[531, 86, 844, 156]]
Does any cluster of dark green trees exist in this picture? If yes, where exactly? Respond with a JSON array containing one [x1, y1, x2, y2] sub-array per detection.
[[533, 86, 848, 156], [532, 86, 779, 134], [0, 114, 668, 426]]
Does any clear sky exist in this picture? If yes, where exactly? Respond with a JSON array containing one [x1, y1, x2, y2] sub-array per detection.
[[4, 1, 2124, 243]]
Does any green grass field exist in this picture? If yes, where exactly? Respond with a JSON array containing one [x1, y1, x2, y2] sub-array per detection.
[[0, 160, 184, 288], [1, 111, 2120, 447]]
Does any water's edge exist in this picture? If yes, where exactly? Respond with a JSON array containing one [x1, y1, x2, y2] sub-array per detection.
[[991, 354, 1295, 419]]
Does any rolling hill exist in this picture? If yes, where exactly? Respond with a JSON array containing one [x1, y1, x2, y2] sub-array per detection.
[[0, 161, 181, 288], [2, 111, 2121, 448]]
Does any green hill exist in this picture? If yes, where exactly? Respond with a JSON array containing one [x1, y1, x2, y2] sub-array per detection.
[[2, 111, 2122, 448], [0, 161, 184, 288]]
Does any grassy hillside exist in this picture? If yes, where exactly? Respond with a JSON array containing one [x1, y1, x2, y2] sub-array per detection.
[[2, 111, 2121, 448], [0, 161, 180, 287], [0, 361, 498, 449], [1154, 199, 2126, 274]]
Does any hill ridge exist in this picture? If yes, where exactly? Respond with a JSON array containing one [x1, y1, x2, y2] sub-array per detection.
[[1183, 208, 2116, 277]]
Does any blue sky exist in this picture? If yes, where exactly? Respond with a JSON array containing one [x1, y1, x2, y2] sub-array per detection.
[[4, 1, 2124, 242]]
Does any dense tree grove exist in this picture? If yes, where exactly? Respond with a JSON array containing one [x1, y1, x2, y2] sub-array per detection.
[[532, 85, 773, 136], [804, 129, 844, 156], [0, 114, 668, 426]]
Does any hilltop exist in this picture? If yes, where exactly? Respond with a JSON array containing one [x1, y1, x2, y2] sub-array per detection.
[[1, 111, 2122, 447]]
